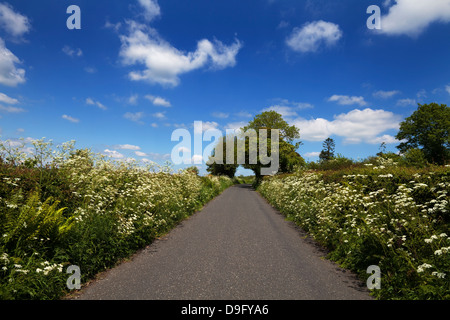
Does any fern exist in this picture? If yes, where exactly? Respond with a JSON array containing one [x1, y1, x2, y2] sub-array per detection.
[[2, 191, 75, 252]]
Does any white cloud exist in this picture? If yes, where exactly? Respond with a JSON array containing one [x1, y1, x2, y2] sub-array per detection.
[[262, 99, 314, 118], [303, 151, 321, 158], [138, 0, 161, 22], [191, 154, 203, 164], [373, 90, 400, 99], [103, 149, 124, 159], [86, 98, 107, 110], [380, 0, 450, 37], [286, 20, 342, 53], [115, 144, 141, 150], [396, 98, 417, 107], [262, 105, 299, 118], [0, 3, 30, 39], [328, 95, 367, 106], [124, 111, 145, 123], [145, 94, 171, 107], [445, 85, 450, 95], [225, 121, 247, 131], [234, 111, 252, 118], [0, 104, 25, 113], [0, 38, 26, 86], [62, 114, 79, 123], [0, 92, 18, 104], [119, 21, 242, 86], [368, 134, 399, 145], [178, 146, 190, 153], [152, 111, 166, 119], [135, 151, 147, 157], [211, 112, 229, 119], [291, 108, 401, 144], [127, 94, 139, 105], [62, 45, 83, 57]]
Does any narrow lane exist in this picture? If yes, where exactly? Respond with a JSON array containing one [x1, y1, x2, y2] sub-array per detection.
[[75, 184, 372, 300]]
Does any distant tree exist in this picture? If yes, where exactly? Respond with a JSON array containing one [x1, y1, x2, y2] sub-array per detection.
[[242, 111, 304, 182], [206, 135, 238, 178], [319, 137, 335, 162], [206, 111, 305, 182], [185, 166, 199, 175], [395, 103, 450, 165]]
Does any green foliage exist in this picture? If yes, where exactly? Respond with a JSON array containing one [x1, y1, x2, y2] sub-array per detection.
[[206, 111, 304, 181], [396, 103, 450, 165], [258, 163, 450, 300], [243, 110, 300, 144], [399, 148, 429, 168], [0, 138, 234, 300], [308, 153, 355, 171]]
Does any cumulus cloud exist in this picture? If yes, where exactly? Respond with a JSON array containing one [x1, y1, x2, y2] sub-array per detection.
[[0, 38, 26, 86], [119, 21, 242, 86], [262, 99, 314, 118], [328, 95, 367, 106], [124, 111, 145, 124], [0, 92, 18, 104], [396, 98, 417, 107], [373, 90, 401, 99], [138, 0, 161, 22], [0, 104, 25, 113], [103, 149, 125, 159], [0, 3, 30, 39], [86, 98, 107, 110], [291, 108, 401, 144], [286, 20, 342, 53], [62, 45, 83, 57], [445, 85, 450, 95], [145, 94, 171, 107], [303, 151, 321, 158], [152, 111, 166, 119], [115, 144, 141, 150], [380, 0, 450, 37], [211, 112, 229, 119], [61, 114, 79, 123]]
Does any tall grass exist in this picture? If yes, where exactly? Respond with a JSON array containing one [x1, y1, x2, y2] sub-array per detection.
[[0, 138, 234, 299]]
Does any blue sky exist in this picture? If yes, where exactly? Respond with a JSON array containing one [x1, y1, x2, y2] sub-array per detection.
[[1, 0, 450, 175]]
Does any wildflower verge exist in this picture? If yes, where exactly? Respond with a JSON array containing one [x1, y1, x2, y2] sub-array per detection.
[[0, 139, 234, 299], [258, 159, 450, 299]]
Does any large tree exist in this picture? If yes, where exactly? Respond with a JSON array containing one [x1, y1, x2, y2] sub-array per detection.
[[206, 135, 238, 178], [395, 103, 450, 165], [241, 111, 304, 181]]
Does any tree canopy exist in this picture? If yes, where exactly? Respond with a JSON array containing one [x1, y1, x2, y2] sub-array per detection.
[[206, 111, 304, 181], [395, 103, 450, 165]]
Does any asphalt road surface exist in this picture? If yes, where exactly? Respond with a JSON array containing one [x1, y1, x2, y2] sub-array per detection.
[[74, 184, 372, 300]]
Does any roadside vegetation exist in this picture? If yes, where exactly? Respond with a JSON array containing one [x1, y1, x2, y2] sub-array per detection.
[[0, 139, 234, 299], [258, 158, 449, 299]]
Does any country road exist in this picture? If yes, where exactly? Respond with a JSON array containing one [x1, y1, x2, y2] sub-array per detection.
[[73, 184, 372, 300]]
